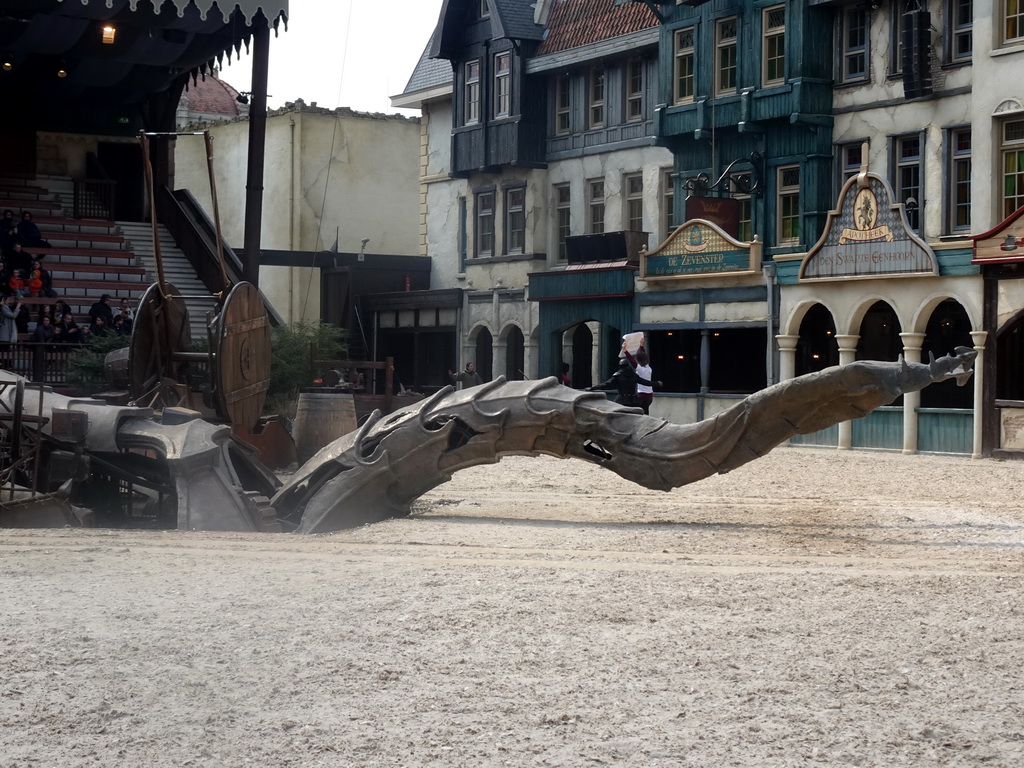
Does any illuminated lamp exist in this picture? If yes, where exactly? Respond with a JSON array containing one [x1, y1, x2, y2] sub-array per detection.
[[102, 25, 116, 45]]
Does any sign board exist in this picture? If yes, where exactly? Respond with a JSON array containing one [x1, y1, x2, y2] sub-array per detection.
[[642, 219, 761, 279], [684, 196, 741, 237], [800, 174, 938, 281], [971, 204, 1024, 264]]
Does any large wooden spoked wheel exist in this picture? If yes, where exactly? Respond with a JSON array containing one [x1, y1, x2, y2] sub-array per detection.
[[129, 282, 192, 408], [212, 281, 270, 431]]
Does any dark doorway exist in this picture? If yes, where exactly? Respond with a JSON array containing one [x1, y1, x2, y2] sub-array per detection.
[[97, 142, 144, 221], [475, 328, 493, 382], [796, 303, 840, 376], [857, 301, 903, 362], [571, 324, 593, 389], [921, 299, 973, 408], [505, 326, 525, 380]]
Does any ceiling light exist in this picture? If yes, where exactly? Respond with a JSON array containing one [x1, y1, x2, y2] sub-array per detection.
[[102, 25, 116, 45], [57, 67, 68, 78], [2, 61, 12, 72]]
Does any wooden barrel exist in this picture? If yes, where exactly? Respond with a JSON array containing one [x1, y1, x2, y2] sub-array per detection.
[[104, 346, 130, 388], [293, 392, 358, 464]]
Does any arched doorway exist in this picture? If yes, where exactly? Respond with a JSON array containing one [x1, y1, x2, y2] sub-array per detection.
[[571, 324, 593, 389], [474, 328, 493, 382], [857, 301, 903, 361], [504, 326, 525, 380], [921, 299, 973, 408], [796, 303, 839, 376]]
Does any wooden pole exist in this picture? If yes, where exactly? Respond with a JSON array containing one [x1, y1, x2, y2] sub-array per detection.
[[242, 15, 271, 287]]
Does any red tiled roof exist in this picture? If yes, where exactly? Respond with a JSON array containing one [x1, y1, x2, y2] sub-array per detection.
[[538, 0, 658, 56], [182, 73, 243, 117]]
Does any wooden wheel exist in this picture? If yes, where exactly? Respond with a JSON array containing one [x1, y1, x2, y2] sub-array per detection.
[[212, 282, 270, 431], [129, 282, 192, 407]]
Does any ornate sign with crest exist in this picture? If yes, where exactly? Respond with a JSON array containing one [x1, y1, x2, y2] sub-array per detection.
[[642, 219, 761, 279], [800, 169, 938, 281]]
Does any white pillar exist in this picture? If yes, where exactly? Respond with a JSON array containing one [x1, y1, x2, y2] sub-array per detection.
[[971, 330, 988, 460], [899, 332, 926, 455], [776, 334, 800, 382], [835, 334, 860, 450]]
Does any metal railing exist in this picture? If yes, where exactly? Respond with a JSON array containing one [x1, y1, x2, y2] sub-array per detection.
[[1, 341, 75, 386], [73, 179, 116, 220]]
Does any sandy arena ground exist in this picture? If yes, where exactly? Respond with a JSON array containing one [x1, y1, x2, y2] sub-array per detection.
[[2, 446, 1024, 767]]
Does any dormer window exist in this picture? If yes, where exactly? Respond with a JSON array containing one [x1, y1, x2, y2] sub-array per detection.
[[478, 0, 490, 19], [465, 59, 480, 125]]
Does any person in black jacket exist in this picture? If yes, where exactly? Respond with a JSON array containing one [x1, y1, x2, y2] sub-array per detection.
[[586, 358, 639, 407]]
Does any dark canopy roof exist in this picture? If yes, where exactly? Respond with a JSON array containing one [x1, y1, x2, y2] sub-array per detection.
[[0, 0, 287, 131]]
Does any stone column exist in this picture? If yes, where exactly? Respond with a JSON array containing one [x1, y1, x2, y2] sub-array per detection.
[[899, 332, 926, 455], [971, 330, 988, 459], [834, 334, 860, 450], [776, 335, 800, 382]]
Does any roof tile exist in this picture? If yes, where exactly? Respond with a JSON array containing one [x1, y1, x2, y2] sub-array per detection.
[[538, 0, 658, 55]]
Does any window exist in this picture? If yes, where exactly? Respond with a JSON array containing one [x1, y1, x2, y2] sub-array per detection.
[[555, 185, 571, 261], [1005, 0, 1024, 44], [947, 127, 971, 232], [505, 186, 525, 254], [458, 196, 468, 271], [662, 169, 676, 240], [588, 179, 605, 234], [1001, 118, 1024, 218], [555, 73, 571, 135], [891, 1, 906, 75], [777, 165, 800, 244], [839, 7, 868, 82], [893, 134, 922, 230], [589, 68, 605, 129], [732, 172, 753, 242], [478, 0, 490, 19], [626, 57, 644, 122], [949, 0, 972, 62], [674, 28, 695, 104], [464, 60, 480, 125], [475, 189, 494, 257], [763, 5, 786, 86], [625, 174, 644, 232], [494, 51, 511, 118], [715, 17, 738, 96], [837, 142, 865, 191]]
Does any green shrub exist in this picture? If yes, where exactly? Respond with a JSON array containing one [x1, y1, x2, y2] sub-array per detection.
[[268, 321, 345, 401], [66, 334, 131, 394]]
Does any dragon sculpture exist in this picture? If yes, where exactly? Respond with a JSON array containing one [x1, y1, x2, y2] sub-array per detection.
[[0, 347, 978, 533]]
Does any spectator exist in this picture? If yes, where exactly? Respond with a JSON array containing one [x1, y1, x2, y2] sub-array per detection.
[[89, 314, 109, 338], [117, 298, 134, 333], [16, 211, 50, 249], [57, 313, 86, 344], [0, 210, 17, 256], [448, 362, 483, 389], [8, 242, 32, 274], [8, 269, 26, 298], [0, 295, 20, 344], [89, 294, 114, 326], [112, 315, 130, 336], [35, 304, 55, 328], [0, 259, 11, 298], [31, 315, 56, 343], [28, 260, 57, 298]]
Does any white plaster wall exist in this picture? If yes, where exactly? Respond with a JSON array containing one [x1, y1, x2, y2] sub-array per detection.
[[546, 145, 674, 269], [36, 132, 136, 178], [174, 108, 421, 323], [831, 1, 973, 240], [425, 179, 466, 288], [970, 0, 1024, 231]]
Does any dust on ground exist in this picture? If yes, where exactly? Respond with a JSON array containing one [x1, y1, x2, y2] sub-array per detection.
[[2, 446, 1023, 767]]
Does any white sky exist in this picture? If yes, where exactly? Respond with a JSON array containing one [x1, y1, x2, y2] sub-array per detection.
[[221, 0, 446, 115]]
